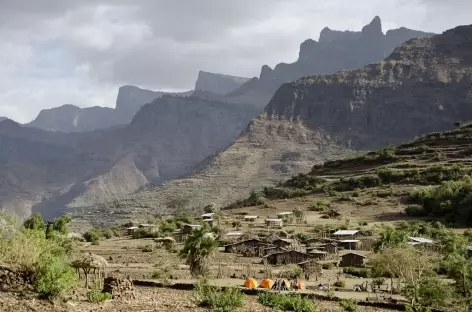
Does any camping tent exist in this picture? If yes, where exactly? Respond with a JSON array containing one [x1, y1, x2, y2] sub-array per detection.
[[244, 278, 257, 288], [259, 279, 274, 289]]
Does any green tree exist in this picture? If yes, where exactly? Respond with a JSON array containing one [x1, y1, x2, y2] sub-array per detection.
[[23, 213, 45, 231], [180, 226, 218, 277], [375, 227, 408, 251]]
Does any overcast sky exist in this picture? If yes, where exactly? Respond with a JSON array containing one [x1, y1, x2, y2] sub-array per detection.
[[0, 0, 470, 123]]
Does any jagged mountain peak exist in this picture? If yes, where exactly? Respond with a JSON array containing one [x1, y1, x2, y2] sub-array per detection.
[[362, 16, 383, 36]]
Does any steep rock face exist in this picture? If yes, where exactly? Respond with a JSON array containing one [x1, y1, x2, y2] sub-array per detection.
[[194, 71, 250, 95], [265, 24, 472, 148], [228, 16, 435, 107]]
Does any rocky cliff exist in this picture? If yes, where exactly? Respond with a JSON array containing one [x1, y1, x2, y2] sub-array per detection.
[[265, 24, 472, 148], [227, 16, 435, 107], [194, 71, 250, 95], [78, 23, 472, 225]]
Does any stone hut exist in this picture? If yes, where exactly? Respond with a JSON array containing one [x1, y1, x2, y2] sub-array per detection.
[[264, 250, 312, 265]]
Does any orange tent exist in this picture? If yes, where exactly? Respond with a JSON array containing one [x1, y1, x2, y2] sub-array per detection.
[[244, 278, 257, 288], [295, 280, 305, 290], [259, 279, 274, 289]]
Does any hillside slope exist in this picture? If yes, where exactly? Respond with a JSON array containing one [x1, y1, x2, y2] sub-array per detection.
[[74, 23, 472, 226], [224, 123, 472, 226]]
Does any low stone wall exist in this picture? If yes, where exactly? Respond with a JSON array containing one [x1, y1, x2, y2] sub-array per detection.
[[103, 277, 135, 298]]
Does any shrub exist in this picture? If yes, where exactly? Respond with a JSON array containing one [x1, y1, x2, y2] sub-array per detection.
[[333, 280, 346, 288], [405, 205, 427, 217], [140, 244, 154, 252], [258, 292, 316, 312], [278, 264, 304, 279], [321, 263, 334, 270], [339, 299, 358, 312], [34, 254, 78, 299], [100, 227, 115, 239], [23, 213, 45, 231], [193, 277, 244, 312], [343, 267, 370, 278], [86, 286, 112, 302], [308, 200, 331, 212], [83, 230, 100, 243]]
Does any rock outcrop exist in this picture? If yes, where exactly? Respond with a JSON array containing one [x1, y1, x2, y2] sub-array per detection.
[[227, 16, 435, 107], [194, 71, 250, 95]]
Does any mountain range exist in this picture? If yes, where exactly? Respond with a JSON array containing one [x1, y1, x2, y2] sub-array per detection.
[[0, 16, 453, 223], [23, 71, 247, 133], [77, 23, 472, 225]]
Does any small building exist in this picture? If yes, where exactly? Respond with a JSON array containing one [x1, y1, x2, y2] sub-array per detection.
[[182, 224, 202, 234], [467, 246, 472, 259], [225, 231, 244, 239], [265, 218, 283, 228], [408, 237, 434, 246], [138, 224, 158, 233], [243, 216, 258, 222], [259, 246, 287, 257], [264, 250, 312, 265], [308, 249, 328, 260], [338, 239, 361, 250], [320, 243, 338, 254], [340, 252, 370, 267], [333, 230, 360, 238], [224, 239, 263, 253], [126, 226, 139, 235], [201, 213, 214, 220], [277, 212, 293, 219], [272, 238, 297, 249]]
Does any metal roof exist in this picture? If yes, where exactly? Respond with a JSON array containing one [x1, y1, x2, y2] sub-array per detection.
[[266, 218, 283, 222], [243, 215, 258, 219], [333, 230, 359, 236], [201, 213, 215, 218], [277, 212, 293, 216], [225, 232, 243, 236], [338, 239, 360, 243], [408, 237, 434, 244]]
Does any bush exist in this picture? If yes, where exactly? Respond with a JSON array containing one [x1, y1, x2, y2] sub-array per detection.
[[308, 200, 331, 212], [83, 230, 100, 243], [333, 280, 346, 288], [100, 227, 115, 239], [405, 204, 427, 217], [258, 292, 316, 312], [140, 244, 154, 252], [86, 287, 112, 302], [34, 255, 78, 299], [278, 264, 304, 279], [193, 277, 244, 312], [343, 267, 370, 278], [339, 299, 358, 312]]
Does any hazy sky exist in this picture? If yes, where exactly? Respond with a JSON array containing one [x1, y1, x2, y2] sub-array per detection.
[[0, 0, 470, 123]]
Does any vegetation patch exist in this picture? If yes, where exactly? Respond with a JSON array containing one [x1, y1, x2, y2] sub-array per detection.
[[258, 292, 316, 312]]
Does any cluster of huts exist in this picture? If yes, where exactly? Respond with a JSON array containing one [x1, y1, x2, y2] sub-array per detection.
[[223, 229, 442, 268]]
